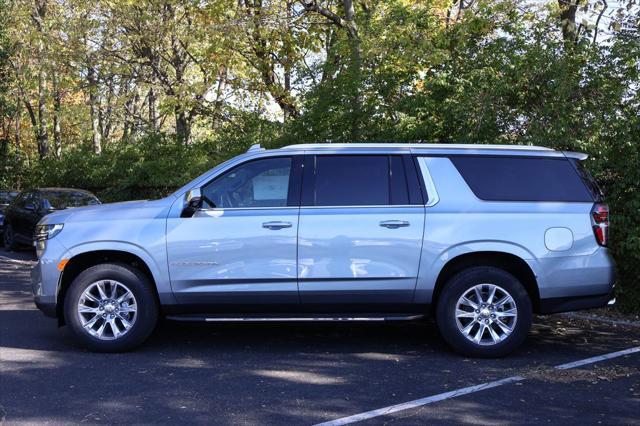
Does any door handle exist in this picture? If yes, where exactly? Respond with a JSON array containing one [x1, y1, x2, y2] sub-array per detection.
[[379, 220, 410, 229], [262, 221, 293, 230]]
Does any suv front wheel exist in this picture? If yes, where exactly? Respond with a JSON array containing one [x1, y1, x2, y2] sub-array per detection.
[[3, 223, 18, 250], [436, 266, 532, 358], [64, 263, 159, 352]]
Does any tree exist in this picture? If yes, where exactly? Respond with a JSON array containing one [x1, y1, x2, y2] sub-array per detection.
[[0, 0, 14, 159], [300, 0, 362, 138], [31, 0, 50, 158]]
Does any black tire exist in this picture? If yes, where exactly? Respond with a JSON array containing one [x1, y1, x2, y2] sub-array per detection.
[[64, 263, 159, 352], [3, 223, 18, 251], [436, 266, 532, 358]]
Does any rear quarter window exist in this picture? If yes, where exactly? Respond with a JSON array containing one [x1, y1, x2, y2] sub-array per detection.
[[450, 156, 594, 202]]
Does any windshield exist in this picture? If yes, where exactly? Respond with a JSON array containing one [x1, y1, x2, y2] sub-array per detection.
[[42, 191, 100, 210], [0, 192, 17, 205]]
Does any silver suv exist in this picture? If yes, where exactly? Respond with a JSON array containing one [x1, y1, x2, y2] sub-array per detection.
[[31, 143, 615, 357]]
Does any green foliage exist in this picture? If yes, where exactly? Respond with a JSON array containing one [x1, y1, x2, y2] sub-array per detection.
[[281, 4, 640, 312]]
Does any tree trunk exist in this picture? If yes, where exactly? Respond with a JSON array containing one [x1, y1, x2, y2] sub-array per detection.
[[32, 0, 49, 159], [148, 86, 158, 132], [283, 1, 293, 123], [14, 105, 21, 154], [14, 107, 23, 187], [212, 66, 227, 129], [132, 86, 141, 137], [558, 0, 582, 44], [101, 80, 114, 143], [175, 106, 190, 145], [36, 66, 49, 158], [52, 72, 61, 157], [343, 0, 362, 141], [122, 96, 133, 141], [87, 66, 102, 154]]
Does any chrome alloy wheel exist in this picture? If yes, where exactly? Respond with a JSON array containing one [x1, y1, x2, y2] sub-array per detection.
[[455, 283, 517, 346], [77, 280, 137, 340]]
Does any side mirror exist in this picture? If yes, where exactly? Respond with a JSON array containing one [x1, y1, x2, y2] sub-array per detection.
[[25, 203, 35, 211], [181, 188, 202, 218]]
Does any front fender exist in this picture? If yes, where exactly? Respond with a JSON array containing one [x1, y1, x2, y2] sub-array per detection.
[[65, 241, 174, 304]]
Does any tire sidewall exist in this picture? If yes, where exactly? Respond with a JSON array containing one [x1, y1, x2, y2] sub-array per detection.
[[64, 263, 158, 352], [436, 267, 532, 358], [4, 223, 16, 250]]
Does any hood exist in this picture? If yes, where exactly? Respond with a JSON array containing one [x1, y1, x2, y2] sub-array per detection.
[[39, 198, 174, 225]]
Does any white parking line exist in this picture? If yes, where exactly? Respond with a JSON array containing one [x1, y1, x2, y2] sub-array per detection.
[[555, 346, 640, 370], [315, 346, 640, 426]]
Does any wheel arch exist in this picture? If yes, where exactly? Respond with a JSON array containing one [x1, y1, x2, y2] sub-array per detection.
[[432, 251, 541, 313], [56, 249, 160, 324]]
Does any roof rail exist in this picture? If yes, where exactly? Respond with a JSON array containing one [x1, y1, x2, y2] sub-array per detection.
[[247, 143, 264, 152], [562, 151, 588, 161], [281, 143, 554, 151]]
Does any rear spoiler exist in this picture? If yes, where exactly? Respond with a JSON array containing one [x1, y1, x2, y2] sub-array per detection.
[[563, 151, 588, 161]]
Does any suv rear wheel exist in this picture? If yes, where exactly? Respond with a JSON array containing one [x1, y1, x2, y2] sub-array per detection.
[[64, 263, 158, 352], [436, 266, 532, 358]]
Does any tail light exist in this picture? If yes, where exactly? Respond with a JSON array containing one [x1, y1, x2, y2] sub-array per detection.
[[591, 203, 609, 246]]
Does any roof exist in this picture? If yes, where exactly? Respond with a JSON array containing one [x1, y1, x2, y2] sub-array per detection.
[[31, 187, 97, 195]]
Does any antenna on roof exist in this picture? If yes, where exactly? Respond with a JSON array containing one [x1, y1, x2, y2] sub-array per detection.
[[247, 143, 264, 152]]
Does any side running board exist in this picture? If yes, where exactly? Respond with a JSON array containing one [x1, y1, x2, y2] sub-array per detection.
[[165, 314, 425, 323]]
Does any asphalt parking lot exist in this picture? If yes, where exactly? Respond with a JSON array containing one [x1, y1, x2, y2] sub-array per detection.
[[1, 248, 639, 425]]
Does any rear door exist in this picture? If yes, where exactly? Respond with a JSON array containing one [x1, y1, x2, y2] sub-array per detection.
[[297, 154, 425, 308]]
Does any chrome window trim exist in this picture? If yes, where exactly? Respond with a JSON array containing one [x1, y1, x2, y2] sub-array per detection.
[[416, 157, 440, 208], [300, 205, 422, 209], [195, 205, 423, 212], [197, 206, 299, 212]]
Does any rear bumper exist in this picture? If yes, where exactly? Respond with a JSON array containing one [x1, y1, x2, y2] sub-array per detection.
[[534, 247, 616, 314], [539, 289, 616, 314]]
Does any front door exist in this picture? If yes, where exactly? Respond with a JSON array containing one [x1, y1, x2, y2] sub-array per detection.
[[166, 156, 302, 307], [14, 192, 38, 243], [297, 154, 425, 308]]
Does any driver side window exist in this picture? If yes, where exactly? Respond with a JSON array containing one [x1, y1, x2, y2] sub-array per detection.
[[201, 157, 292, 209]]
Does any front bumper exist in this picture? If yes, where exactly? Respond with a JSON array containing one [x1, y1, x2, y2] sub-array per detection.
[[31, 237, 67, 319], [34, 296, 58, 317]]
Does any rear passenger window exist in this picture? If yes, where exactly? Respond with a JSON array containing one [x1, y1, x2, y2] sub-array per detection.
[[450, 156, 594, 202], [313, 155, 406, 206], [390, 156, 410, 205]]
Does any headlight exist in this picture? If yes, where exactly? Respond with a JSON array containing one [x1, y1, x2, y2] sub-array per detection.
[[34, 224, 64, 241]]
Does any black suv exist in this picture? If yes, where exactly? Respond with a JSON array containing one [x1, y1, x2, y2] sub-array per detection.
[[0, 190, 18, 242], [3, 188, 100, 250]]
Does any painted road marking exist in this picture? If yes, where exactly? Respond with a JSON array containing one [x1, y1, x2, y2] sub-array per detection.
[[315, 346, 640, 426]]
